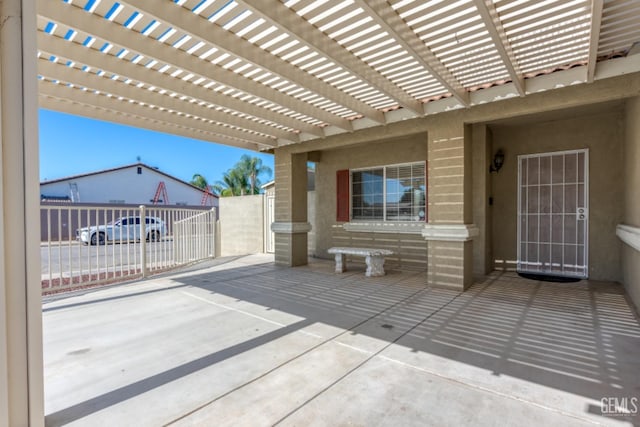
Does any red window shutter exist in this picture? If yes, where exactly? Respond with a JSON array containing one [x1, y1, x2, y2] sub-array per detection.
[[336, 169, 350, 222]]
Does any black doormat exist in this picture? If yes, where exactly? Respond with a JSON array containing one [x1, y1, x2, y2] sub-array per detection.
[[517, 272, 581, 283]]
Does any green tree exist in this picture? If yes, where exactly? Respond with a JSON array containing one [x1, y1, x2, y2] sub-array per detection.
[[215, 168, 248, 197], [237, 154, 272, 195], [215, 155, 272, 197], [189, 173, 209, 190]]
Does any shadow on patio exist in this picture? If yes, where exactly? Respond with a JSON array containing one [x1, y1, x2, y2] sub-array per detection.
[[43, 254, 640, 426]]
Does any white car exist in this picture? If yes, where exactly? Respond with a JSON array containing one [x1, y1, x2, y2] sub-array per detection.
[[76, 216, 166, 245]]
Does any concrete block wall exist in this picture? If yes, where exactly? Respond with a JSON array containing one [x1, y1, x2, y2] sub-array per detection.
[[219, 195, 265, 256], [216, 190, 316, 259]]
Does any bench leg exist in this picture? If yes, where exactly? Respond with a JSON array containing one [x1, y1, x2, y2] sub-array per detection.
[[365, 255, 386, 277], [334, 253, 346, 273]]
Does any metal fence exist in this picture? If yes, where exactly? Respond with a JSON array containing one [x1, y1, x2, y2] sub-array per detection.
[[174, 209, 217, 264], [41, 204, 217, 294]]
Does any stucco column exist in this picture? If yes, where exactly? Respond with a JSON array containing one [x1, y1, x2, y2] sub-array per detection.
[[0, 1, 44, 425], [272, 149, 310, 266], [423, 119, 478, 290], [471, 124, 493, 277]]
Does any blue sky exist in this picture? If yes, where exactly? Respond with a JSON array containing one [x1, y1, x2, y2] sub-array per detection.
[[39, 109, 275, 186]]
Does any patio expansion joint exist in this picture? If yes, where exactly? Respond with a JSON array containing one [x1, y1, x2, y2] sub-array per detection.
[[164, 279, 441, 426], [280, 275, 615, 426], [162, 265, 606, 426], [369, 276, 624, 426], [176, 289, 325, 340], [270, 287, 468, 426], [374, 355, 605, 426]]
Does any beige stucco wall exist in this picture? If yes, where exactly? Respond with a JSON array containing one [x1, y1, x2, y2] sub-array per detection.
[[490, 109, 625, 281], [623, 97, 640, 311], [274, 74, 640, 284], [307, 190, 316, 257], [219, 195, 264, 256], [315, 134, 429, 270], [471, 124, 493, 276]]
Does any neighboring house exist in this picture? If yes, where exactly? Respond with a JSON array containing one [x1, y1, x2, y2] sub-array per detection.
[[40, 162, 218, 208]]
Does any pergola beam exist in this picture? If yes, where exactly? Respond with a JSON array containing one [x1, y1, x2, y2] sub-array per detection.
[[587, 0, 604, 82], [473, 0, 526, 96], [355, 0, 470, 107], [38, 59, 294, 144], [238, 0, 423, 117], [40, 95, 261, 151], [37, 33, 324, 139], [116, 0, 368, 128], [36, 0, 346, 132], [39, 80, 275, 148]]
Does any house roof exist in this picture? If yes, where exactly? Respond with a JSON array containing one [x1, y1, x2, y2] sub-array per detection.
[[261, 180, 275, 190], [41, 162, 218, 197], [37, 0, 640, 152]]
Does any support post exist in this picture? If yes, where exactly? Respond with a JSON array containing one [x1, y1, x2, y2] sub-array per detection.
[[0, 0, 44, 425], [211, 207, 217, 258], [139, 205, 148, 277], [423, 121, 478, 290], [272, 149, 311, 266]]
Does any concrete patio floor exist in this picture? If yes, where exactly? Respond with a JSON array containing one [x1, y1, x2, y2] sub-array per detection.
[[43, 254, 640, 426]]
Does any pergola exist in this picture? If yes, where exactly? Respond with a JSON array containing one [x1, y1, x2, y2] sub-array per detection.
[[36, 0, 640, 151], [2, 0, 640, 425]]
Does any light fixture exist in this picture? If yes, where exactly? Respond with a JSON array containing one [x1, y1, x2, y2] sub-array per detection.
[[489, 149, 505, 173]]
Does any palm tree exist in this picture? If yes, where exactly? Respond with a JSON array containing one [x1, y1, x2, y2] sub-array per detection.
[[189, 173, 208, 190], [214, 155, 272, 197], [215, 168, 248, 196], [237, 155, 272, 195]]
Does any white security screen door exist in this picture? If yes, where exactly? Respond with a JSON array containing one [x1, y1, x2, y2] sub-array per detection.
[[517, 149, 589, 278]]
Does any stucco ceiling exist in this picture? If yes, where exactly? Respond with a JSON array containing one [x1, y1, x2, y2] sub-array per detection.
[[37, 0, 640, 151]]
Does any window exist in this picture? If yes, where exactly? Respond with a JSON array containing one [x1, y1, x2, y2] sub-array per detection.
[[137, 166, 142, 174], [349, 162, 426, 222]]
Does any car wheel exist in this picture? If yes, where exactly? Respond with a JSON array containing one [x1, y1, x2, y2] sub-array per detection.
[[91, 232, 106, 246], [148, 231, 160, 242]]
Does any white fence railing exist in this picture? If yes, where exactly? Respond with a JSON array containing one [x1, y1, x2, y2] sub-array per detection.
[[174, 209, 217, 264], [40, 204, 217, 294]]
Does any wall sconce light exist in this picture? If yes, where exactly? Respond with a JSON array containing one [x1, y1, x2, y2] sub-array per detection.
[[489, 149, 505, 173]]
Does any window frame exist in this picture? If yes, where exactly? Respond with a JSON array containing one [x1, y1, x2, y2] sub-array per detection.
[[350, 161, 427, 223]]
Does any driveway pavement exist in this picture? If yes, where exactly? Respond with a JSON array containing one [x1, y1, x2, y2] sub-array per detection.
[[43, 254, 640, 426]]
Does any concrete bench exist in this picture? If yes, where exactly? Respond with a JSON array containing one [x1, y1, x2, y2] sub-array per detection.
[[327, 247, 394, 277]]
